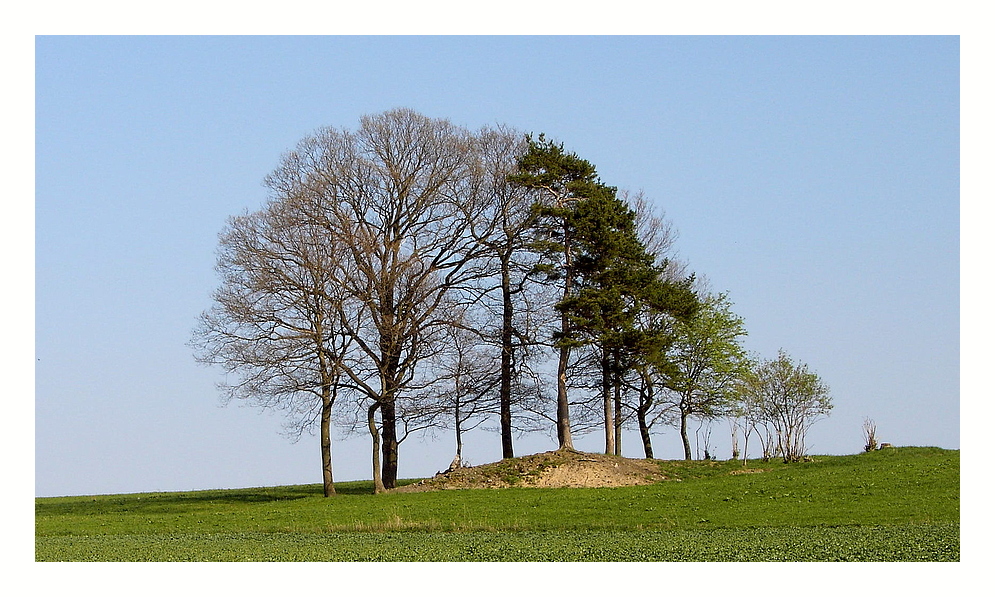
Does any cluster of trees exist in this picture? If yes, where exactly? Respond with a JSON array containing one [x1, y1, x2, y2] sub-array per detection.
[[191, 109, 832, 497]]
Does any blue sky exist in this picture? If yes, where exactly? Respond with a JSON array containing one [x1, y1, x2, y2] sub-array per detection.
[[31, 35, 962, 498]]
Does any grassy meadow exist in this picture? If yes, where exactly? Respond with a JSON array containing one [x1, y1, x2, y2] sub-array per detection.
[[35, 446, 959, 562]]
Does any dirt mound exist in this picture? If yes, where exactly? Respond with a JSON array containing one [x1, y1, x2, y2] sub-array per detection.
[[391, 449, 668, 492]]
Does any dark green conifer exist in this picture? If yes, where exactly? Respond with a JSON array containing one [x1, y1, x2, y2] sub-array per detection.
[[511, 134, 698, 454], [561, 186, 697, 454]]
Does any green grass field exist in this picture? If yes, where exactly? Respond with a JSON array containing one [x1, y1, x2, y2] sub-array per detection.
[[35, 446, 959, 562]]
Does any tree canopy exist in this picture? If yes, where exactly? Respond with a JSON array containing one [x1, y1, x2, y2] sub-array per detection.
[[193, 109, 834, 494]]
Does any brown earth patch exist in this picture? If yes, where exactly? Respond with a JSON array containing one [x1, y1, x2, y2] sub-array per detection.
[[390, 449, 669, 493], [728, 468, 772, 475]]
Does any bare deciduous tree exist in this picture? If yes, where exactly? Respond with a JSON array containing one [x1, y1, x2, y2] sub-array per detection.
[[470, 125, 549, 459], [300, 109, 493, 490], [191, 195, 350, 497], [863, 417, 878, 452], [427, 316, 502, 470]]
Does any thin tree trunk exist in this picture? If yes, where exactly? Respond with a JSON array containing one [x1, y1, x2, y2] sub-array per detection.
[[556, 345, 573, 449], [742, 429, 751, 466], [602, 347, 614, 455], [556, 227, 574, 450], [320, 395, 335, 497], [637, 370, 654, 459], [499, 255, 515, 459], [729, 420, 740, 461], [638, 410, 653, 459], [317, 340, 337, 497], [613, 349, 622, 457], [680, 407, 693, 461], [452, 401, 464, 470], [368, 403, 386, 494]]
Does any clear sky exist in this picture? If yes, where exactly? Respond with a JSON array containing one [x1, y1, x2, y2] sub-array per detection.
[[32, 34, 962, 498]]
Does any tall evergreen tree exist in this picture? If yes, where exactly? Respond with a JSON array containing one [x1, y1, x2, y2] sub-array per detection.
[[508, 134, 604, 450], [510, 134, 698, 454], [560, 189, 698, 455]]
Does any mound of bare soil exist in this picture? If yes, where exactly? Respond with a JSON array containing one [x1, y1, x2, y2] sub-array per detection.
[[391, 449, 669, 493]]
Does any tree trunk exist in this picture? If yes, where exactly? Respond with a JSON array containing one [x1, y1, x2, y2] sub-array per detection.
[[612, 349, 622, 457], [317, 344, 337, 497], [729, 420, 740, 461], [499, 255, 515, 459], [378, 318, 400, 489], [368, 403, 386, 494], [556, 227, 574, 450], [602, 347, 614, 455], [453, 401, 464, 469], [742, 427, 751, 466], [556, 346, 573, 449], [378, 270, 401, 489], [320, 395, 335, 497], [637, 369, 654, 459], [638, 409, 653, 459], [380, 399, 399, 489], [680, 407, 693, 461]]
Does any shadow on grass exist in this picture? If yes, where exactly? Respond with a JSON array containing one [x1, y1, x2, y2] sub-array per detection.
[[36, 478, 426, 517]]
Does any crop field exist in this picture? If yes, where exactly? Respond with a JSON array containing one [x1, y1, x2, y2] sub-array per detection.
[[35, 447, 958, 562]]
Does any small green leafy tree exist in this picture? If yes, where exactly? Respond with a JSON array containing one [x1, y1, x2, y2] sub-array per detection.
[[739, 350, 833, 462], [661, 292, 751, 460]]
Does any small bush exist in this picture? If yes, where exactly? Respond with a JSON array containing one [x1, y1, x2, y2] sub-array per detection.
[[863, 418, 878, 452]]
